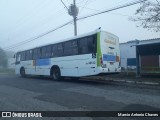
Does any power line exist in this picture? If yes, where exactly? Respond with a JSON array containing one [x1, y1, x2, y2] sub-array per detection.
[[8, 0, 54, 36], [60, 0, 69, 10], [78, 6, 135, 17], [78, 0, 89, 15], [1, 0, 57, 45], [0, 7, 65, 45], [8, 0, 49, 31], [4, 20, 73, 50], [78, 0, 97, 5], [77, 0, 147, 21], [4, 0, 147, 50]]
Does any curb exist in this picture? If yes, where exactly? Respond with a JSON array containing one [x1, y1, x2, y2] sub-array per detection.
[[106, 79, 160, 86], [84, 77, 160, 86]]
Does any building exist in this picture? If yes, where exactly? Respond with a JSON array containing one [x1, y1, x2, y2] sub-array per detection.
[[120, 38, 160, 74]]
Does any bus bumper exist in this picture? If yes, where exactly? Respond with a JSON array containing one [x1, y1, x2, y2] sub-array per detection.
[[99, 66, 121, 73]]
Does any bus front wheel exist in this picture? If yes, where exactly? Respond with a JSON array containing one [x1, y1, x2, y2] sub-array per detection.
[[20, 67, 26, 77], [51, 67, 61, 81]]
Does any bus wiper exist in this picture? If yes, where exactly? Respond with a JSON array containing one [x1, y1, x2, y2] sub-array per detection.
[[109, 47, 115, 49]]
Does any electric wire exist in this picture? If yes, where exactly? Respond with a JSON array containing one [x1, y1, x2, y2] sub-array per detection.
[[77, 0, 147, 21], [4, 20, 73, 50], [8, 0, 54, 36], [78, 0, 89, 15], [60, 0, 69, 10], [78, 6, 135, 17], [0, 7, 65, 45], [3, 0, 147, 50]]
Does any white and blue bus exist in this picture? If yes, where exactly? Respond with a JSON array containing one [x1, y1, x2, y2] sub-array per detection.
[[15, 29, 121, 80]]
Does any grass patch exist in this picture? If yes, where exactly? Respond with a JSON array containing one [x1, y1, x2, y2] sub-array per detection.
[[0, 68, 15, 74], [107, 71, 136, 79]]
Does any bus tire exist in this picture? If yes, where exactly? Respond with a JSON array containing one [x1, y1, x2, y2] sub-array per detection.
[[20, 67, 26, 78], [51, 67, 61, 81]]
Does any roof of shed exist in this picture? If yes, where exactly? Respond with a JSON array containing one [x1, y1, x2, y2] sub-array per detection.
[[136, 42, 160, 56]]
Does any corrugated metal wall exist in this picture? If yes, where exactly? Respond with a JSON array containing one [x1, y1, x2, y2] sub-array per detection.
[[141, 55, 160, 73], [141, 56, 159, 67]]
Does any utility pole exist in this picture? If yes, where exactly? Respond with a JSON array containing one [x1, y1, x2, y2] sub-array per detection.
[[61, 0, 79, 36], [73, 0, 77, 36], [66, 0, 79, 36]]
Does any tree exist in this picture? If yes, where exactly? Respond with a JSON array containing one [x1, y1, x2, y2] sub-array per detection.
[[131, 0, 160, 32], [0, 48, 7, 68]]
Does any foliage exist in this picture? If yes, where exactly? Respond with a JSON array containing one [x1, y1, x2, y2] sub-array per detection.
[[0, 48, 8, 68], [131, 0, 160, 32]]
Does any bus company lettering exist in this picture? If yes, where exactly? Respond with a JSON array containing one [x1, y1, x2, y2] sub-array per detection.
[[104, 39, 116, 45], [104, 35, 116, 45]]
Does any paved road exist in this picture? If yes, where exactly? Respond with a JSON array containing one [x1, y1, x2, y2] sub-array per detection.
[[0, 74, 160, 120]]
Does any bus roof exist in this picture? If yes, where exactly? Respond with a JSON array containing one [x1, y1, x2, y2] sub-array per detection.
[[16, 28, 117, 53]]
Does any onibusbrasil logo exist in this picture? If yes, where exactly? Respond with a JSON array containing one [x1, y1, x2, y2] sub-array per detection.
[[1, 112, 42, 118]]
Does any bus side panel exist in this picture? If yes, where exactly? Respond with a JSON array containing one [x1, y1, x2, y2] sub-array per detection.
[[35, 58, 51, 76], [51, 56, 79, 77], [20, 60, 36, 75], [50, 54, 97, 77], [77, 54, 97, 76]]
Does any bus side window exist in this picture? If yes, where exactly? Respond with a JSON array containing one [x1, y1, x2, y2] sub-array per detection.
[[16, 52, 21, 65], [79, 38, 89, 54], [78, 35, 96, 54], [38, 48, 42, 59], [57, 43, 63, 57], [26, 50, 32, 60], [71, 40, 78, 55], [21, 51, 26, 61], [42, 46, 51, 58], [87, 36, 96, 53], [71, 40, 77, 47], [33, 49, 39, 59], [33, 49, 35, 59], [41, 47, 46, 58], [64, 41, 72, 56], [64, 40, 78, 56], [46, 46, 51, 58], [16, 53, 21, 62], [52, 45, 57, 57], [26, 51, 29, 60]]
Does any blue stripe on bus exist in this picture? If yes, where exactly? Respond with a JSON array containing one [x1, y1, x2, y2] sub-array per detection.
[[36, 59, 51, 66], [103, 54, 116, 61]]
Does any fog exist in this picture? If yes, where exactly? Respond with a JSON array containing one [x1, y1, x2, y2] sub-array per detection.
[[0, 0, 159, 52]]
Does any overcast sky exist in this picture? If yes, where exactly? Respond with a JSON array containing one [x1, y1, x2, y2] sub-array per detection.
[[0, 0, 160, 52]]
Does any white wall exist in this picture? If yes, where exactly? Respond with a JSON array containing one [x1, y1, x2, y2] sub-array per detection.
[[120, 41, 137, 69]]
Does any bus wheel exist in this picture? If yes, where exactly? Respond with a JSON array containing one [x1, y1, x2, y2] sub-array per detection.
[[51, 68, 61, 81], [20, 67, 26, 78]]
